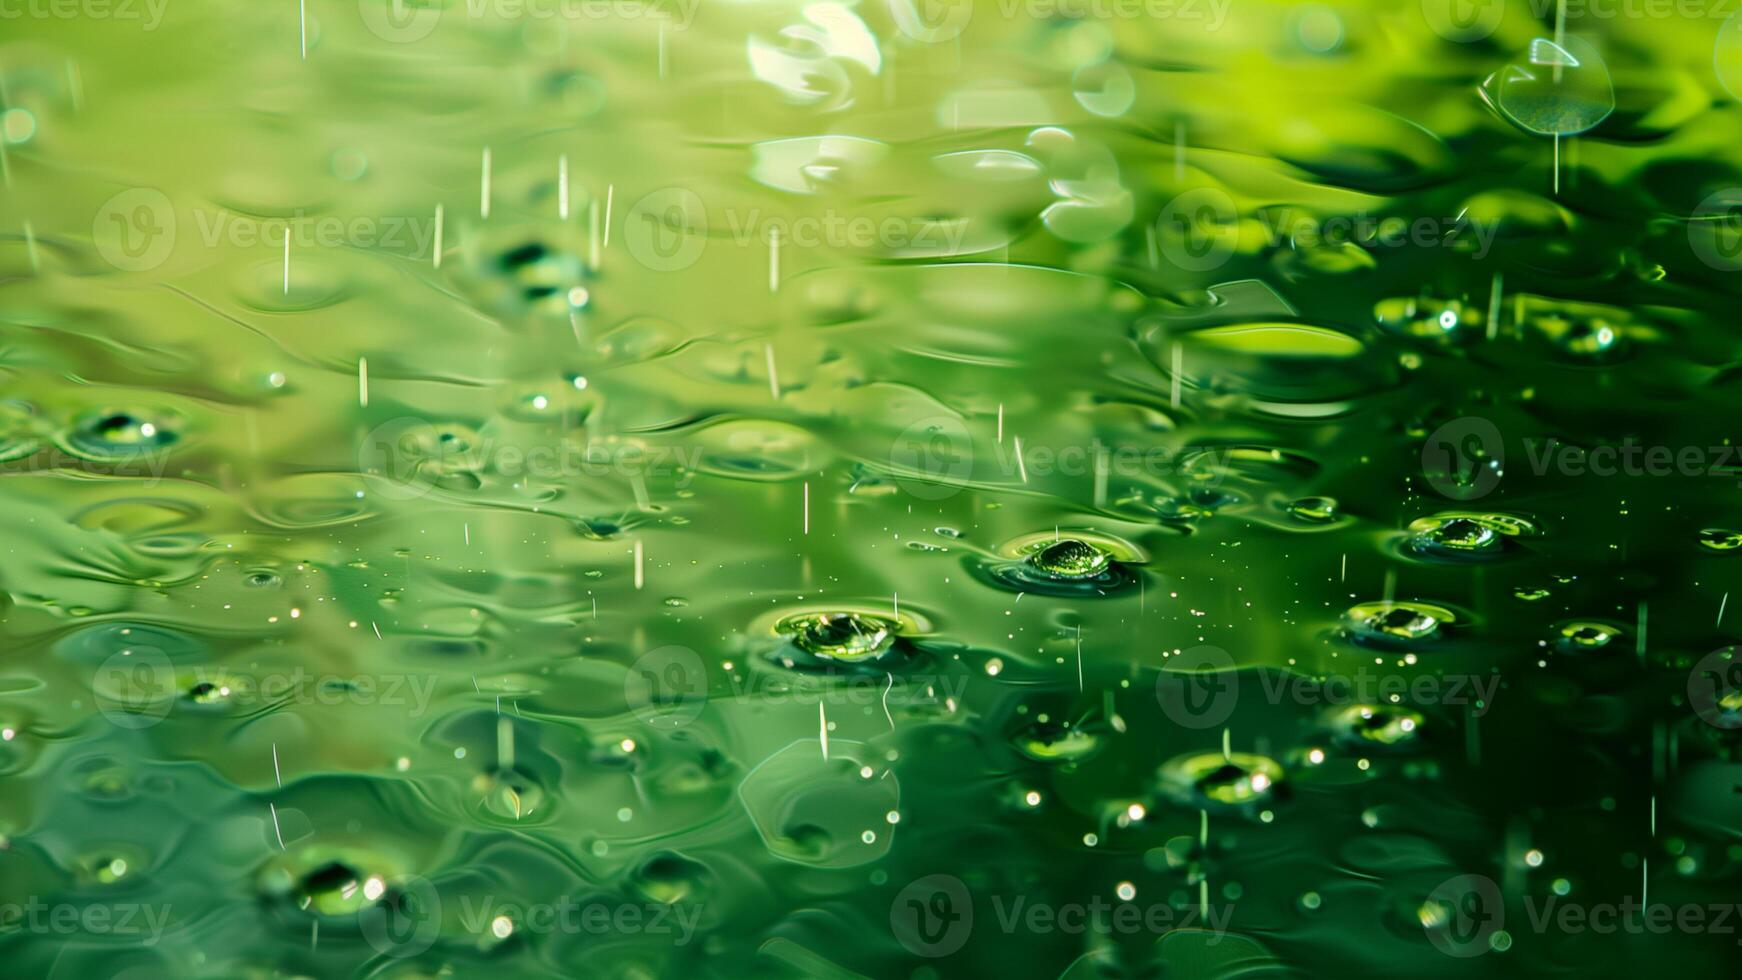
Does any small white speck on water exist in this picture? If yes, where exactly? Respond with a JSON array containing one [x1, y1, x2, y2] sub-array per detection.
[[558, 154, 569, 219], [357, 357, 369, 407], [433, 204, 444, 269], [766, 344, 781, 399], [480, 147, 493, 218]]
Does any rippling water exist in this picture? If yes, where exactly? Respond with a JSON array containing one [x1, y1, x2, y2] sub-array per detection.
[[5, 0, 1742, 976]]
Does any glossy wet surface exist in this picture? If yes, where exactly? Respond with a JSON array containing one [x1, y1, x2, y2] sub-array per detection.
[[3, 1, 1742, 977]]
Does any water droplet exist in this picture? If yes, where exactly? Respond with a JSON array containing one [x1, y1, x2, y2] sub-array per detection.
[[1406, 513, 1536, 561], [58, 409, 180, 462], [1285, 496, 1339, 523], [1555, 621, 1622, 653], [1157, 751, 1285, 811], [1699, 528, 1742, 553], [1482, 37, 1615, 137], [1325, 703, 1423, 750], [1343, 601, 1458, 647]]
